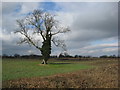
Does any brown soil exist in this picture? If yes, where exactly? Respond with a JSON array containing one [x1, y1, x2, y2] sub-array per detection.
[[3, 63, 118, 88]]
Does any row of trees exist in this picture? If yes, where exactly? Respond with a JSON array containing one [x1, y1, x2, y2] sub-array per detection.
[[2, 54, 118, 59]]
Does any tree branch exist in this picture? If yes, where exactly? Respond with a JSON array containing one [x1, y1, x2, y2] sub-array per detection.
[[51, 26, 70, 35], [15, 19, 42, 50], [52, 37, 67, 51]]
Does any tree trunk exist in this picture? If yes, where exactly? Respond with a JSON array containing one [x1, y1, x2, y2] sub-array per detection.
[[41, 59, 47, 64], [41, 34, 51, 65]]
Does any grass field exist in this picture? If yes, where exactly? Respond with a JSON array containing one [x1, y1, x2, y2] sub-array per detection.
[[0, 59, 2, 88], [2, 58, 118, 88], [2, 59, 93, 81]]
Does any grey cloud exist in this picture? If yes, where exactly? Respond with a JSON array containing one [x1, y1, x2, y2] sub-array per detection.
[[2, 2, 40, 33], [2, 40, 40, 55], [1, 2, 118, 56], [2, 2, 22, 14], [71, 2, 117, 41]]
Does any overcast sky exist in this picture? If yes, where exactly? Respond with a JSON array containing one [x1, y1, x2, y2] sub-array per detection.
[[1, 2, 118, 56]]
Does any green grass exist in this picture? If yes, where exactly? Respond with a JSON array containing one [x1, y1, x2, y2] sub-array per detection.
[[2, 59, 93, 81], [0, 59, 2, 82]]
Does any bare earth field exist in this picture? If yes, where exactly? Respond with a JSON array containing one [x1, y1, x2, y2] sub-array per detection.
[[2, 58, 118, 88]]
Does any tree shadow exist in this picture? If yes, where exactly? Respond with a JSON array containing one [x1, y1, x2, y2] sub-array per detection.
[[48, 62, 72, 65]]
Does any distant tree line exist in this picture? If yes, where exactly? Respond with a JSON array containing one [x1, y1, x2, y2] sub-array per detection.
[[2, 54, 56, 59], [1, 53, 119, 59], [99, 55, 118, 58]]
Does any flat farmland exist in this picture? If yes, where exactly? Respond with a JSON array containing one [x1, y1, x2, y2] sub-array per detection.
[[2, 58, 118, 88]]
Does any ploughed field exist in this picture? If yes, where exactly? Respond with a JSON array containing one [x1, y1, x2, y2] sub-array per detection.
[[2, 58, 118, 88]]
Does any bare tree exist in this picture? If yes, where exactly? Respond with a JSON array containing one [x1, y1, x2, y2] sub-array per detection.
[[15, 9, 70, 64]]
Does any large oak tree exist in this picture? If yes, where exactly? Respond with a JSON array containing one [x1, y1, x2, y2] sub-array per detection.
[[15, 9, 70, 64]]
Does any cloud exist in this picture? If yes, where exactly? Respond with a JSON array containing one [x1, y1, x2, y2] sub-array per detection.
[[53, 2, 118, 56], [82, 43, 118, 50], [67, 42, 118, 56], [1, 2, 118, 56], [56, 2, 118, 41], [19, 2, 40, 14], [2, 2, 20, 14], [2, 2, 41, 33], [2, 0, 120, 2]]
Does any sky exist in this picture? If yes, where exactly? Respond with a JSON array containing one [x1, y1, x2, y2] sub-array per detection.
[[1, 1, 118, 57]]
